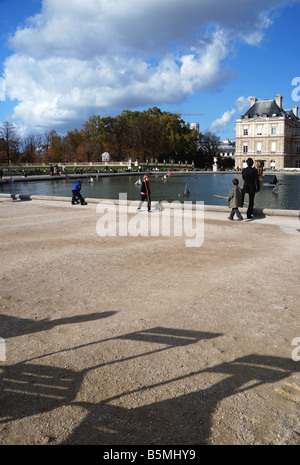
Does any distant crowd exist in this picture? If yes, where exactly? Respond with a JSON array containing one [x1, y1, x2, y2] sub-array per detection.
[[0, 166, 114, 177], [0, 165, 202, 178]]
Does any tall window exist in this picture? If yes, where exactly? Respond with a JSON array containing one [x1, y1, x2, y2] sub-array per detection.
[[257, 142, 262, 153], [271, 126, 276, 135], [271, 142, 276, 153], [243, 143, 248, 153], [243, 127, 248, 135], [297, 144, 300, 154], [257, 125, 262, 135]]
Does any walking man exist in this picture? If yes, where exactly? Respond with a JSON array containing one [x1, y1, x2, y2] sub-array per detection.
[[242, 158, 260, 219]]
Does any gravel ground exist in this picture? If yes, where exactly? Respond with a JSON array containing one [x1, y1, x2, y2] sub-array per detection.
[[0, 197, 300, 445]]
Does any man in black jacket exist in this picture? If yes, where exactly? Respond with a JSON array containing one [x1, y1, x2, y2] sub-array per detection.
[[242, 158, 260, 219]]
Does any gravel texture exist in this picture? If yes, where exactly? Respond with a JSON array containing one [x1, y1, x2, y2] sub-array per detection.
[[0, 198, 300, 445]]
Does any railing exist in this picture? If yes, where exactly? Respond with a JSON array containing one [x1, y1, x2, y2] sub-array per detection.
[[0, 160, 195, 168]]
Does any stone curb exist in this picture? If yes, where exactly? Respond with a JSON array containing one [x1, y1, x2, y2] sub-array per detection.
[[1, 193, 299, 218]]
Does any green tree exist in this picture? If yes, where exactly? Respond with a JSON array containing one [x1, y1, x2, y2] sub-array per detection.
[[83, 115, 106, 146], [75, 108, 201, 165], [131, 112, 162, 162], [80, 117, 103, 162], [101, 115, 129, 161]]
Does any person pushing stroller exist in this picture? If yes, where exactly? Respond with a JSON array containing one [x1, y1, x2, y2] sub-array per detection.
[[71, 180, 88, 205]]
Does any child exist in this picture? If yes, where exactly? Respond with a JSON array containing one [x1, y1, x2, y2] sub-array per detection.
[[138, 175, 151, 212], [227, 178, 243, 221]]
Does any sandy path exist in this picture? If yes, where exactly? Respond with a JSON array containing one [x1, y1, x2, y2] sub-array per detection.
[[0, 198, 300, 445]]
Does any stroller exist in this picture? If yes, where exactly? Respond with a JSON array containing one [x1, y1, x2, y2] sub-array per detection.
[[71, 181, 88, 205]]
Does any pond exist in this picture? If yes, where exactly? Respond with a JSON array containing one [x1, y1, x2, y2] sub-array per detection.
[[1, 172, 299, 210]]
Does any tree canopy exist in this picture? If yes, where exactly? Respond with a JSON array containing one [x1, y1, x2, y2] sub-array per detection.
[[0, 109, 221, 168]]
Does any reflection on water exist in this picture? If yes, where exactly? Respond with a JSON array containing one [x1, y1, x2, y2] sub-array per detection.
[[1, 173, 299, 210]]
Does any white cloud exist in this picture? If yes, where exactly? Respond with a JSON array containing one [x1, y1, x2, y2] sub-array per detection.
[[209, 96, 253, 132], [209, 109, 236, 132], [235, 96, 252, 114], [2, 0, 297, 134], [0, 77, 6, 101]]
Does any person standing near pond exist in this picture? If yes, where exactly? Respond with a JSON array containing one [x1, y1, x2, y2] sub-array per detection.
[[242, 158, 260, 219], [138, 175, 151, 212]]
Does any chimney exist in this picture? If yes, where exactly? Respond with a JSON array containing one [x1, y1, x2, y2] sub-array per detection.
[[275, 94, 282, 109], [293, 105, 298, 118], [250, 97, 257, 107]]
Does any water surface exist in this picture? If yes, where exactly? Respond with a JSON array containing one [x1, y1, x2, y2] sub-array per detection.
[[1, 173, 299, 210]]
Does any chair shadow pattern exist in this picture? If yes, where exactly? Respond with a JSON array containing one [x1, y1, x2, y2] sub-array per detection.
[[0, 325, 299, 444], [0, 311, 116, 339]]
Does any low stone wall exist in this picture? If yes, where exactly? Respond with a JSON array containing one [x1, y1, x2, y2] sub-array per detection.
[[1, 193, 299, 218]]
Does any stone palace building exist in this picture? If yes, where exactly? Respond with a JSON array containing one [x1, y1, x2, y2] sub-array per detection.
[[235, 94, 300, 169]]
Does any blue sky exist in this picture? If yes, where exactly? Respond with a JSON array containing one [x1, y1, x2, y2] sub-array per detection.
[[0, 0, 300, 139]]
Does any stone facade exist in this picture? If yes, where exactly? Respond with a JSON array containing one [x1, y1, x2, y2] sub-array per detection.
[[235, 94, 300, 169], [218, 139, 235, 157]]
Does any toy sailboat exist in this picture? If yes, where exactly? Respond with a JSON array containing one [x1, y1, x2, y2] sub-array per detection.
[[182, 184, 190, 196]]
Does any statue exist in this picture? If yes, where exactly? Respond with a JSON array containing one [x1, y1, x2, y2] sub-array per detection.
[[213, 157, 218, 172]]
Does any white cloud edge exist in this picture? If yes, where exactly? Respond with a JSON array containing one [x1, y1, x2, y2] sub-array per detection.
[[209, 96, 251, 133], [1, 0, 296, 135]]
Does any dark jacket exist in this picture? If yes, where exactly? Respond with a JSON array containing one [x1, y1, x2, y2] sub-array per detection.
[[242, 167, 260, 194], [72, 181, 81, 191], [141, 180, 150, 196]]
